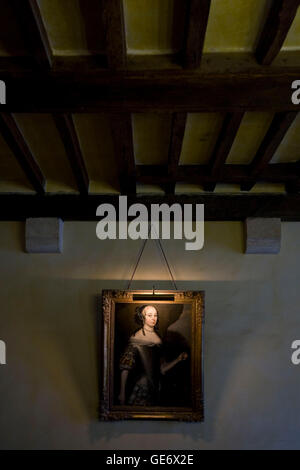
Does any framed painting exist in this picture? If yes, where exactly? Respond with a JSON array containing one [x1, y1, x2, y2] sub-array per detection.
[[100, 290, 204, 421]]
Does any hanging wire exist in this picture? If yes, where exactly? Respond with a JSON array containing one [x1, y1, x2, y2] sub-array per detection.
[[126, 224, 151, 290], [151, 224, 178, 291], [127, 223, 178, 291]]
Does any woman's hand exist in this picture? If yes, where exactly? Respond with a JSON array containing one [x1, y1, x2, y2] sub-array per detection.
[[161, 352, 189, 375], [177, 352, 188, 362]]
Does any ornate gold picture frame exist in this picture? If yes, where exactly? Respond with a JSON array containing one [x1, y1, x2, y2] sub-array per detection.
[[100, 290, 204, 421]]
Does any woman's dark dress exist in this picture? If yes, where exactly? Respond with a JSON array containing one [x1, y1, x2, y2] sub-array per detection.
[[120, 337, 162, 406]]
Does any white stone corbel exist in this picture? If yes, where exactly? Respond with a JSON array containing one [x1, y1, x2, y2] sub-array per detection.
[[244, 217, 281, 254], [25, 218, 63, 253]]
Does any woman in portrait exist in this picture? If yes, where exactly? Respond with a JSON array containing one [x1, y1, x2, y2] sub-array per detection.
[[118, 304, 188, 406]]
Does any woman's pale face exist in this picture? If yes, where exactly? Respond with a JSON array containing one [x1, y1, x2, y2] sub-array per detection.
[[143, 306, 158, 328]]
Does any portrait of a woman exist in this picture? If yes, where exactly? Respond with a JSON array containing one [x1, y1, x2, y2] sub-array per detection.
[[118, 304, 188, 406]]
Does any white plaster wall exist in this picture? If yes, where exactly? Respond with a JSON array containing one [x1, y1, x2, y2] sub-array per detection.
[[0, 221, 299, 449]]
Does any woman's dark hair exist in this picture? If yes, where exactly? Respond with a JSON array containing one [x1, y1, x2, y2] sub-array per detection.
[[134, 305, 160, 336]]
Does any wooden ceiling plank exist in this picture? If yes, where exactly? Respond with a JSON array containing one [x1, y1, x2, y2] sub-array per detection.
[[240, 181, 257, 192], [53, 114, 90, 195], [203, 183, 217, 192], [256, 0, 300, 65], [166, 113, 187, 194], [3, 69, 300, 112], [184, 0, 211, 69], [1, 193, 300, 221], [204, 112, 244, 191], [241, 112, 298, 191], [210, 113, 244, 176], [203, 112, 244, 192], [110, 113, 136, 195], [168, 113, 187, 175], [285, 181, 300, 193], [0, 113, 46, 194], [136, 163, 298, 185], [102, 0, 127, 69], [13, 0, 53, 69], [286, 161, 300, 193]]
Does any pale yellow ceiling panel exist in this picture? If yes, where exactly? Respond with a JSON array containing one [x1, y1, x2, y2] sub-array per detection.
[[249, 183, 286, 193], [226, 112, 274, 164], [179, 113, 224, 165], [124, 0, 186, 54], [38, 0, 105, 55], [214, 183, 285, 193], [0, 133, 33, 192], [133, 114, 172, 165], [204, 0, 271, 53], [73, 114, 120, 194], [0, 0, 28, 56], [175, 183, 204, 194], [282, 7, 300, 50], [14, 114, 78, 193], [214, 184, 241, 193], [0, 181, 35, 193], [271, 113, 300, 163], [137, 183, 165, 194], [213, 183, 286, 193]]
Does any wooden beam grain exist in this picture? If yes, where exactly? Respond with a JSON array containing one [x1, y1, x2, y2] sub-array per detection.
[[136, 163, 299, 186], [102, 0, 127, 69], [184, 0, 211, 68], [13, 0, 53, 69], [3, 68, 300, 112], [166, 113, 187, 194], [286, 161, 300, 193], [110, 113, 136, 194], [1, 193, 300, 221], [53, 114, 89, 195], [241, 112, 298, 191], [286, 180, 300, 193], [210, 113, 244, 176], [256, 0, 300, 65], [0, 113, 46, 194], [204, 112, 244, 191]]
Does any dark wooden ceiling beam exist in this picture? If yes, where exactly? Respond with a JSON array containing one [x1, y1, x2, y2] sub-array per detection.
[[286, 161, 300, 193], [241, 112, 298, 191], [2, 51, 300, 75], [250, 112, 297, 173], [3, 68, 300, 112], [286, 180, 300, 193], [1, 193, 300, 221], [53, 114, 89, 195], [0, 113, 46, 194], [210, 113, 244, 176], [184, 0, 211, 68], [202, 183, 216, 192], [205, 112, 244, 191], [110, 113, 136, 195], [102, 0, 127, 69], [256, 0, 300, 65], [166, 113, 187, 194], [13, 0, 53, 69], [136, 163, 299, 186]]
